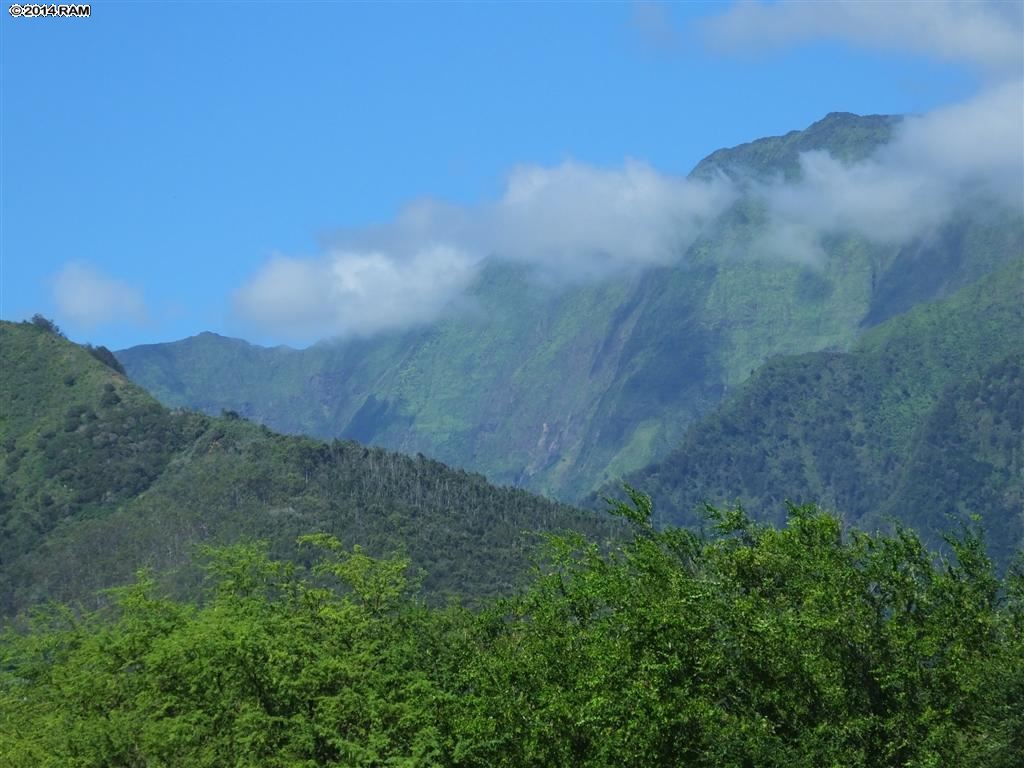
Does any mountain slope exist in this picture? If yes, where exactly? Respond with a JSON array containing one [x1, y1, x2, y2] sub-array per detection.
[[118, 112, 1024, 500], [882, 352, 1024, 566], [610, 258, 1024, 560], [0, 320, 614, 615], [690, 111, 899, 181]]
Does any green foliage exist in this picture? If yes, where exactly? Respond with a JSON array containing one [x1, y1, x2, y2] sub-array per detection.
[[613, 258, 1024, 565], [602, 483, 653, 527], [28, 314, 64, 337], [882, 352, 1024, 566], [1, 542, 445, 766], [84, 344, 126, 375], [0, 321, 617, 615], [0, 321, 198, 609], [2, 503, 1020, 766]]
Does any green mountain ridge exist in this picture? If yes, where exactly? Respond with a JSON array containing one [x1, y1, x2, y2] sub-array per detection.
[[609, 257, 1024, 563], [117, 111, 1024, 501], [0, 320, 614, 616], [689, 111, 900, 182]]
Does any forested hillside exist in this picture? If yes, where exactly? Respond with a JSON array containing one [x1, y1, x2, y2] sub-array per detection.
[[612, 258, 1024, 562], [118, 112, 1024, 500], [0, 320, 614, 615], [8, 2, 1024, 764], [2, 497, 1021, 767]]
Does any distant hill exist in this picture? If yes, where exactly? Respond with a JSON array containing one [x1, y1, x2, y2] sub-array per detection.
[[606, 258, 1024, 563], [118, 112, 1023, 500], [0, 320, 614, 615]]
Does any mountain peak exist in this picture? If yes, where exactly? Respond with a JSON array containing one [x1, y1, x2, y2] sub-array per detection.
[[689, 110, 900, 182], [819, 110, 862, 122]]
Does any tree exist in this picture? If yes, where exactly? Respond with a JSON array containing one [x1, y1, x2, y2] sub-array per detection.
[[28, 314, 63, 337]]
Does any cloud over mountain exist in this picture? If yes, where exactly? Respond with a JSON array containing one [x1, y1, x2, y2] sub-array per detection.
[[233, 2, 1023, 343], [752, 80, 1024, 262], [51, 263, 148, 330], [234, 246, 478, 342], [234, 162, 736, 341]]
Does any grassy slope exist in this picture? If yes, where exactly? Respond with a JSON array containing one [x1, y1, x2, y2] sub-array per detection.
[[610, 258, 1024, 560], [118, 112, 1024, 500], [0, 321, 615, 615]]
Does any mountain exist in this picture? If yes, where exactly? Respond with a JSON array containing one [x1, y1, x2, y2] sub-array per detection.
[[608, 258, 1024, 563], [0, 319, 615, 615], [118, 113, 1024, 501]]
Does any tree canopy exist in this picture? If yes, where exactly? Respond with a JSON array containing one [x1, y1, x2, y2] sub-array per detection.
[[3, 496, 1020, 767]]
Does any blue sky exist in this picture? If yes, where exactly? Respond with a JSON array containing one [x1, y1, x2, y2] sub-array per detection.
[[1, 1, 1017, 350]]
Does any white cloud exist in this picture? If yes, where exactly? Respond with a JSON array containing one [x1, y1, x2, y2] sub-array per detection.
[[343, 160, 736, 278], [235, 0, 1024, 343], [892, 79, 1024, 201], [51, 262, 147, 329], [234, 246, 478, 342], [690, 1, 1024, 262], [752, 79, 1024, 262], [236, 79, 1024, 339], [485, 161, 736, 280], [702, 0, 1024, 76], [236, 161, 736, 340]]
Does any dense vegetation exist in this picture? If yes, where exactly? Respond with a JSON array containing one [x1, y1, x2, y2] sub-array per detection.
[[4, 116, 1021, 766], [4, 109, 1020, 767], [117, 112, 1024, 500], [884, 352, 1023, 566], [2, 494, 1021, 767], [0, 320, 615, 615], [612, 258, 1024, 564]]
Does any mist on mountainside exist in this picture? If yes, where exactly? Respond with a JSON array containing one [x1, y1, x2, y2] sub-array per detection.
[[120, 105, 1024, 503], [227, 82, 1021, 345]]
